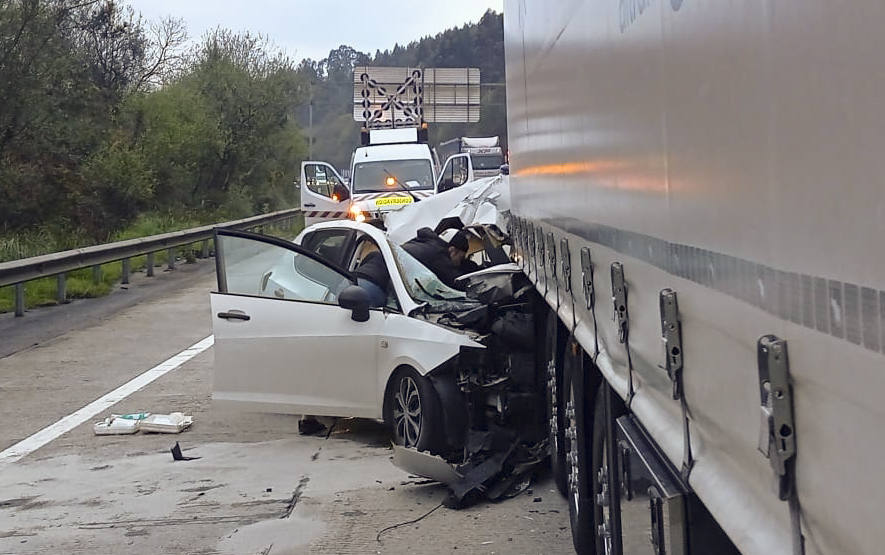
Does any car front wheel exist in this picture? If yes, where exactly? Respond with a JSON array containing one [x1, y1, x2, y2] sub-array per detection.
[[384, 367, 442, 452]]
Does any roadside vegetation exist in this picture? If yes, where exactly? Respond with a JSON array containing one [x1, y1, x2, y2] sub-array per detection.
[[296, 11, 506, 169], [0, 1, 307, 250], [0, 1, 505, 312], [0, 212, 304, 313]]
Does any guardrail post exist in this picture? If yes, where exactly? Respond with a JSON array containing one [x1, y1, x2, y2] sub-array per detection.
[[14, 283, 24, 316], [121, 258, 130, 284], [92, 265, 102, 284], [57, 273, 67, 304], [167, 248, 175, 270], [146, 252, 155, 277], [201, 240, 210, 258]]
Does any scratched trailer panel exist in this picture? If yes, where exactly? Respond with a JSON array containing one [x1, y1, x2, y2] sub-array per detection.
[[504, 1, 885, 554]]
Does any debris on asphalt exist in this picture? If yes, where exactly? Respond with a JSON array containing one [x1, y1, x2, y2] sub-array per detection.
[[375, 500, 445, 542], [93, 411, 193, 435], [170, 441, 200, 461], [297, 416, 326, 436], [93, 412, 150, 435], [140, 413, 193, 433], [392, 446, 463, 485]]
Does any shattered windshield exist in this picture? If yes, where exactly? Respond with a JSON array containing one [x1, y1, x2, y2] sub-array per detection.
[[388, 242, 468, 304]]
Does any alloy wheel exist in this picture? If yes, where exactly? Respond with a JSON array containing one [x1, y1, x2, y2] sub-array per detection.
[[393, 376, 422, 447]]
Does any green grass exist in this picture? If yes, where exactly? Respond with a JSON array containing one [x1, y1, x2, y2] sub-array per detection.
[[0, 211, 304, 314]]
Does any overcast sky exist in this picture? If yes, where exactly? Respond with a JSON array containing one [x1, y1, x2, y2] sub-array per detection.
[[128, 0, 503, 62]]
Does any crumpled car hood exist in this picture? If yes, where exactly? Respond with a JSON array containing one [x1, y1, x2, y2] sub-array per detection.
[[385, 175, 511, 245]]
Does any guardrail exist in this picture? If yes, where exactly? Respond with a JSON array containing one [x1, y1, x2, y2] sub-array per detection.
[[0, 208, 302, 317]]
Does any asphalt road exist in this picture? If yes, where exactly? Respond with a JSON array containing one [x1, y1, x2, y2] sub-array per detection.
[[0, 263, 572, 554]]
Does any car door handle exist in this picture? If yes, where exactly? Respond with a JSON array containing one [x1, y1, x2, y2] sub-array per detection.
[[304, 203, 316, 207], [217, 311, 250, 321]]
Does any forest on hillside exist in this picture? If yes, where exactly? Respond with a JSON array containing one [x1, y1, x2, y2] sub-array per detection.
[[295, 10, 506, 170], [0, 1, 505, 262]]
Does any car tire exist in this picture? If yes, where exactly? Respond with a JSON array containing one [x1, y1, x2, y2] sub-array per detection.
[[564, 338, 596, 555], [384, 367, 443, 453], [545, 312, 569, 497]]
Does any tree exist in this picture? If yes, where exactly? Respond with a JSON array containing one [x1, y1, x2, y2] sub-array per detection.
[[296, 10, 507, 166]]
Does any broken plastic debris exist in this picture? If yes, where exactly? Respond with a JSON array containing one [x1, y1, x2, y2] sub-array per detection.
[[140, 413, 193, 434], [93, 412, 151, 435], [170, 441, 200, 461], [392, 445, 462, 484]]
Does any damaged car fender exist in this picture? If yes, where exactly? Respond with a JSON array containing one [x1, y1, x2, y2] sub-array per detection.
[[375, 314, 485, 418]]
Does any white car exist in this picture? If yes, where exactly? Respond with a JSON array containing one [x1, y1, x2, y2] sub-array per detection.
[[210, 221, 488, 450]]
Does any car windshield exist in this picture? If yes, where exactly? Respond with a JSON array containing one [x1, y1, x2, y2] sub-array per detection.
[[471, 154, 504, 170], [388, 242, 467, 304], [352, 159, 434, 193]]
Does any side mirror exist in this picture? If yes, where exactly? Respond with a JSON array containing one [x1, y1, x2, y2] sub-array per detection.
[[500, 164, 510, 176], [338, 285, 370, 322]]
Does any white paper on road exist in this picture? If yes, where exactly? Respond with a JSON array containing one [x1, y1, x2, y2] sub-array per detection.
[[139, 412, 194, 433], [0, 335, 213, 465]]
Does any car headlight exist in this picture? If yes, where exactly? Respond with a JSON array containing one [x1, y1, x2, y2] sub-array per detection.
[[349, 204, 366, 222]]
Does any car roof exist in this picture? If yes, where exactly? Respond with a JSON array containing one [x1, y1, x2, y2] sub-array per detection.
[[300, 220, 390, 243], [352, 143, 433, 163]]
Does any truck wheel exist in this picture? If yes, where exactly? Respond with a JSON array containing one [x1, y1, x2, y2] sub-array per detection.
[[591, 383, 626, 555], [544, 312, 568, 497], [564, 339, 595, 554], [384, 367, 442, 453]]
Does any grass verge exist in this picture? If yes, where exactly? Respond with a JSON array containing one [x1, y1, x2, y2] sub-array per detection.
[[0, 212, 304, 314]]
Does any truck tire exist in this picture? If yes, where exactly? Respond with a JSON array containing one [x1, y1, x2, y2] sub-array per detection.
[[384, 367, 443, 453], [544, 312, 569, 497], [591, 383, 626, 555], [564, 339, 595, 554]]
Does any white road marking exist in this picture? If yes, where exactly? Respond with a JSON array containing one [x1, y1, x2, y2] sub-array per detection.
[[0, 335, 214, 466]]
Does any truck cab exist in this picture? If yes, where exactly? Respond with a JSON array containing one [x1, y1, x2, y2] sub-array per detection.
[[438, 136, 505, 179], [301, 127, 474, 226]]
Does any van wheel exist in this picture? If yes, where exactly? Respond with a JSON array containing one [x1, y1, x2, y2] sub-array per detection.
[[545, 312, 568, 497], [384, 367, 442, 452], [564, 339, 596, 554]]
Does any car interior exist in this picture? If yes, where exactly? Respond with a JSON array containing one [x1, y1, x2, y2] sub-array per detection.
[[348, 236, 400, 312]]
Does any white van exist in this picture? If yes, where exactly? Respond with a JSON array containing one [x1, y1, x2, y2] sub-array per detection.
[[300, 128, 474, 226]]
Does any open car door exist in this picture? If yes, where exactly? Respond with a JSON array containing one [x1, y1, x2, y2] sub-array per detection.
[[435, 153, 475, 193], [299, 161, 350, 225], [210, 229, 384, 418]]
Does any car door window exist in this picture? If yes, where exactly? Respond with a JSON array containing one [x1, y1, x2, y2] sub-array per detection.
[[301, 229, 355, 267], [437, 155, 470, 192], [349, 236, 401, 312], [217, 232, 353, 304], [304, 163, 349, 200]]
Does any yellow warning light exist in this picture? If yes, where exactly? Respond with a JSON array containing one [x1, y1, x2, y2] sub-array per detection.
[[385, 176, 396, 187]]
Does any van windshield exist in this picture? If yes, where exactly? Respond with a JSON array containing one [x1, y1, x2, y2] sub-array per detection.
[[352, 159, 434, 193], [471, 154, 504, 170]]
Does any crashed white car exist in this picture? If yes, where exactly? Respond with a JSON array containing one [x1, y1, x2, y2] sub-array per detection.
[[211, 176, 548, 504], [211, 220, 486, 450]]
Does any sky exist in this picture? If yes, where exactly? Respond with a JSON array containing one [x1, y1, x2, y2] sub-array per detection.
[[128, 0, 504, 63]]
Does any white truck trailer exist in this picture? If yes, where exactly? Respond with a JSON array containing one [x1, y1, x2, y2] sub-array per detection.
[[504, 1, 885, 554]]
